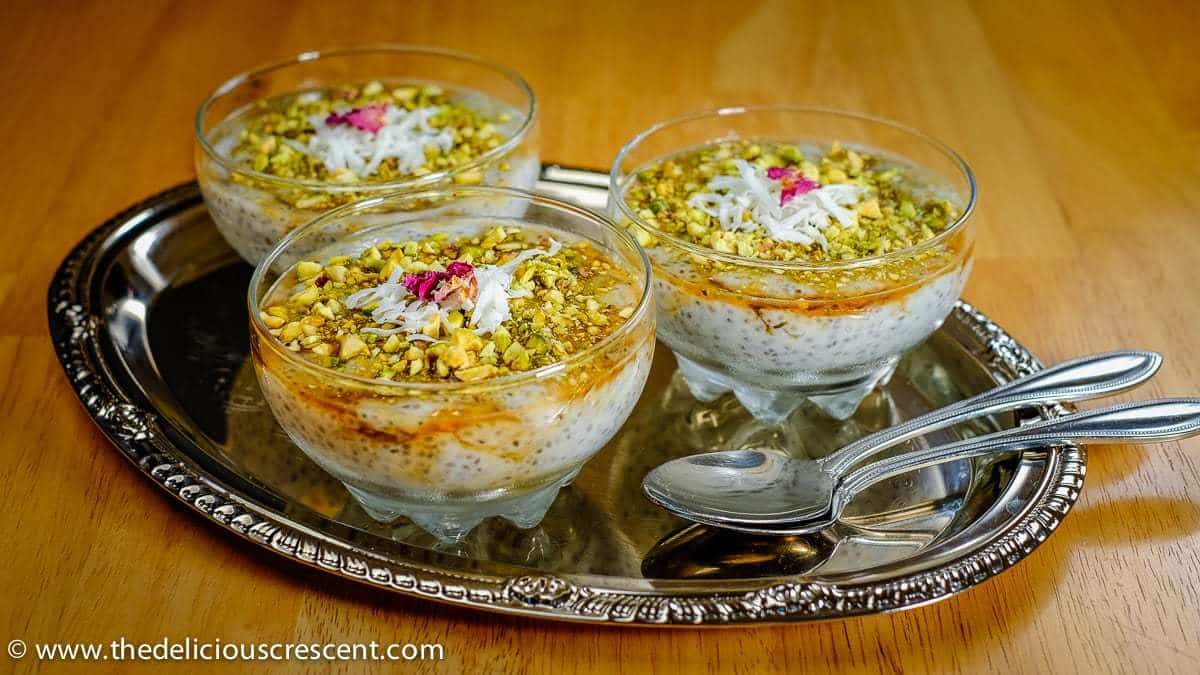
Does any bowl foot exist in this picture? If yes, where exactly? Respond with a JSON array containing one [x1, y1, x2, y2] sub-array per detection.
[[806, 360, 899, 420], [343, 469, 579, 543], [673, 352, 899, 424]]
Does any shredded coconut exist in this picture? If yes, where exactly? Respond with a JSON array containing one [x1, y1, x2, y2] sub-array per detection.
[[301, 105, 454, 178], [687, 160, 866, 247], [343, 266, 445, 335]]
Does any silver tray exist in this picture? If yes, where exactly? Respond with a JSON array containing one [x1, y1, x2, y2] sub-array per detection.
[[48, 167, 1083, 625]]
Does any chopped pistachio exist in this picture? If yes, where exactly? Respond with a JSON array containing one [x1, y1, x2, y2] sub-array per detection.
[[511, 349, 532, 370], [260, 312, 286, 329], [291, 285, 320, 306], [479, 342, 497, 360], [338, 334, 367, 359], [325, 265, 348, 283], [455, 364, 499, 382], [381, 334, 402, 353], [295, 261, 323, 279], [452, 328, 484, 352], [279, 322, 303, 342], [857, 199, 883, 219], [502, 342, 526, 365], [442, 344, 474, 369], [313, 302, 335, 321], [526, 334, 548, 353], [492, 326, 512, 352]]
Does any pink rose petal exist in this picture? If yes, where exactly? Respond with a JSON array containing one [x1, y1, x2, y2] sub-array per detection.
[[769, 166, 821, 206], [433, 272, 479, 308], [794, 177, 820, 193], [325, 111, 349, 126], [445, 261, 474, 277], [402, 270, 444, 301], [780, 185, 800, 206], [325, 103, 390, 134], [402, 261, 476, 302]]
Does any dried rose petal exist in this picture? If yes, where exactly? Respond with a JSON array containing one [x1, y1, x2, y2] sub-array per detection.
[[346, 104, 389, 133], [402, 261, 476, 303], [770, 165, 821, 206], [766, 166, 791, 180], [794, 177, 820, 193], [402, 270, 444, 301], [445, 261, 474, 277], [325, 103, 390, 134], [433, 273, 479, 309], [418, 277, 441, 300], [780, 185, 800, 206]]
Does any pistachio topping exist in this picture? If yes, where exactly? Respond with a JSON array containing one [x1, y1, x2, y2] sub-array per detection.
[[259, 227, 638, 383], [220, 81, 513, 209], [623, 139, 960, 263]]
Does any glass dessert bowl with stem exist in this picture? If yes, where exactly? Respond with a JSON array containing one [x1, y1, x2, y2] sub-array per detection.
[[196, 45, 539, 265], [249, 186, 655, 542], [609, 106, 976, 423]]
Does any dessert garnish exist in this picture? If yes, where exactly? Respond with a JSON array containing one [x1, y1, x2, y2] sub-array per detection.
[[228, 82, 509, 185], [324, 103, 389, 133], [402, 261, 476, 303], [766, 166, 821, 206], [346, 240, 561, 337], [688, 159, 865, 247], [625, 140, 959, 262], [303, 103, 453, 178], [260, 228, 634, 382]]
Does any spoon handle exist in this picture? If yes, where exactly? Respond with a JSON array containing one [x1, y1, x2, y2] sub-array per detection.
[[822, 350, 1162, 476], [834, 399, 1200, 508]]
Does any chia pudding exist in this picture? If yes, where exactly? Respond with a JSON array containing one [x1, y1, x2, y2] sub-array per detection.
[[196, 47, 539, 265], [610, 108, 975, 422], [250, 188, 654, 541]]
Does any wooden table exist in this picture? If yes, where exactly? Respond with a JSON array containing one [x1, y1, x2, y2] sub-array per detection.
[[3, 1, 1198, 672]]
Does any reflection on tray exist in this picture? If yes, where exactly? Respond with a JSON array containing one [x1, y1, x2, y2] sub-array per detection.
[[641, 522, 935, 580]]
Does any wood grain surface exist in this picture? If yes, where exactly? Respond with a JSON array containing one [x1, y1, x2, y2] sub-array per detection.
[[2, 1, 1198, 672]]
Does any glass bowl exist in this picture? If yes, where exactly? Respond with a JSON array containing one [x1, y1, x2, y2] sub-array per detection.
[[249, 186, 655, 542], [196, 45, 538, 265], [609, 106, 976, 423]]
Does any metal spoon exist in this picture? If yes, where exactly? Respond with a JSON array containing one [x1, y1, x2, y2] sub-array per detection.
[[643, 351, 1161, 526], [647, 399, 1200, 535]]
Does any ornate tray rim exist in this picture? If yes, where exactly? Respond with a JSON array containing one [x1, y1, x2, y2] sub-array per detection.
[[47, 177, 1085, 626]]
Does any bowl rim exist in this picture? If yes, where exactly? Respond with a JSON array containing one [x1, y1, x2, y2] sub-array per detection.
[[609, 104, 977, 272], [194, 44, 537, 193], [248, 185, 654, 393]]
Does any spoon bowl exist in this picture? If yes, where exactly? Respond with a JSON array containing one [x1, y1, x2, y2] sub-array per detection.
[[642, 449, 836, 525]]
